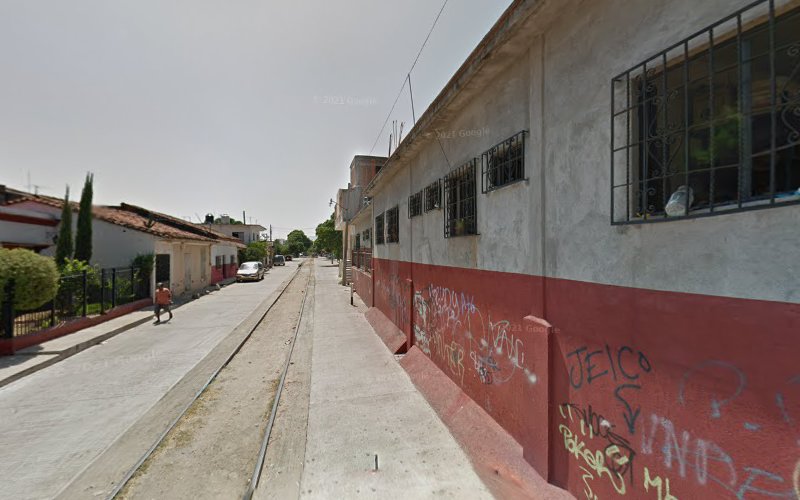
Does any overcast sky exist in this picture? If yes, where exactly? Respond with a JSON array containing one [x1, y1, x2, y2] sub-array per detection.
[[0, 0, 511, 240]]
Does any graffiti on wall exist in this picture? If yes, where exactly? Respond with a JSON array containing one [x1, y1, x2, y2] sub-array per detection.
[[412, 283, 538, 389], [566, 344, 653, 434], [561, 349, 800, 500]]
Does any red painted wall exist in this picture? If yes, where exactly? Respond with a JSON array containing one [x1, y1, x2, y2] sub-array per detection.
[[353, 267, 373, 307], [372, 257, 800, 500], [211, 263, 238, 284]]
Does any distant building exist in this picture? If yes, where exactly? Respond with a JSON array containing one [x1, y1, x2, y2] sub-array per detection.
[[203, 214, 265, 245], [333, 156, 387, 283]]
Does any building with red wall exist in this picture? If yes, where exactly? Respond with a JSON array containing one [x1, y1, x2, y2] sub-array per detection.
[[345, 0, 800, 498]]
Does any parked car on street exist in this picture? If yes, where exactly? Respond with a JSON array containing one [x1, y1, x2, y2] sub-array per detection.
[[236, 261, 265, 282], [274, 255, 286, 266], [285, 255, 293, 261]]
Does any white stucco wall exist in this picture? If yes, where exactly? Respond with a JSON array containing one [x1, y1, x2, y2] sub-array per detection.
[[367, 0, 799, 304], [91, 219, 158, 269]]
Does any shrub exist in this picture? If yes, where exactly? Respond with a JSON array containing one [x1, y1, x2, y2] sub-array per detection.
[[56, 259, 100, 315], [0, 249, 60, 310]]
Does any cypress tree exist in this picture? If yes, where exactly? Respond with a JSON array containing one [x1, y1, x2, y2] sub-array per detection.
[[74, 172, 94, 262], [54, 186, 73, 267]]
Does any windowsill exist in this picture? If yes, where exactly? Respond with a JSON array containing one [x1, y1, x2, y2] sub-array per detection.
[[483, 177, 528, 194], [616, 193, 800, 224]]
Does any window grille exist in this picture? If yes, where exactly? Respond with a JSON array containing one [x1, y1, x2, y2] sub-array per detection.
[[444, 159, 478, 238], [424, 179, 442, 212], [611, 1, 800, 224], [482, 131, 526, 192], [375, 213, 385, 244], [386, 206, 399, 243], [408, 191, 423, 217], [363, 228, 370, 242]]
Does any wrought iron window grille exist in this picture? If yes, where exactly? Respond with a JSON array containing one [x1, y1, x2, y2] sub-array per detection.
[[611, 0, 800, 225], [409, 191, 423, 218], [375, 213, 385, 245], [363, 228, 370, 242], [424, 179, 442, 212], [481, 130, 528, 193], [443, 159, 479, 238], [386, 206, 400, 243]]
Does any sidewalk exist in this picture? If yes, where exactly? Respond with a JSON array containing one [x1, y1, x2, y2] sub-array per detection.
[[0, 306, 154, 387], [0, 288, 212, 388], [299, 264, 492, 498]]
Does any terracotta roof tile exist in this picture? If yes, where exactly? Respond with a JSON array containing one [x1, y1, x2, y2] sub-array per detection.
[[3, 195, 245, 247]]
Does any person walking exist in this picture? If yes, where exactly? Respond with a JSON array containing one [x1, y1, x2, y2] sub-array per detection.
[[154, 282, 173, 323]]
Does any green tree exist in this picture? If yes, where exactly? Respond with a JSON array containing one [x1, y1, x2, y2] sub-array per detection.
[[315, 213, 342, 259], [74, 172, 94, 262], [0, 249, 60, 310], [55, 187, 73, 267], [239, 241, 267, 263], [286, 229, 312, 256]]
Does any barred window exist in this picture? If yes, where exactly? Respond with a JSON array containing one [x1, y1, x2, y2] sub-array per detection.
[[409, 191, 423, 217], [355, 233, 361, 249], [482, 131, 526, 192], [363, 228, 370, 242], [386, 206, 399, 243], [612, 1, 800, 224], [444, 160, 478, 238], [215, 256, 222, 268], [424, 179, 442, 212], [375, 213, 385, 244]]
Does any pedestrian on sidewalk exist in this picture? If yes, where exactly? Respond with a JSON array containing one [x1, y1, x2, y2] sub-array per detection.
[[154, 282, 173, 324]]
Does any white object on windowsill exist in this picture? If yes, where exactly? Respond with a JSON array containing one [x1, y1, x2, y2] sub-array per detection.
[[665, 185, 694, 217]]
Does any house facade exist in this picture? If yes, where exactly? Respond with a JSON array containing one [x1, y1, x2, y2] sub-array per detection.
[[349, 1, 800, 499], [2, 197, 244, 295]]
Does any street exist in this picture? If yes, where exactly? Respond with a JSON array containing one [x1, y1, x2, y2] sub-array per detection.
[[0, 260, 303, 500]]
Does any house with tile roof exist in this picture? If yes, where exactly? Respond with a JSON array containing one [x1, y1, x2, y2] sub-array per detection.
[[1, 194, 244, 295]]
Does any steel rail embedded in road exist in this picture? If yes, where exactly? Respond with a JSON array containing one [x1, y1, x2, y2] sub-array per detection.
[[243, 261, 312, 500], [107, 262, 307, 500]]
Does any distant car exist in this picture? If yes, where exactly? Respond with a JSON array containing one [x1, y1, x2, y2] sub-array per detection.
[[274, 255, 286, 266], [236, 261, 265, 282], [285, 255, 293, 261]]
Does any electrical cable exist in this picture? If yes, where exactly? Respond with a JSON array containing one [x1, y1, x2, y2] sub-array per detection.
[[368, 0, 450, 154]]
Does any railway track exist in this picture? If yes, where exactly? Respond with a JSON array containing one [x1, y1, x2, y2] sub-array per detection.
[[108, 261, 314, 500]]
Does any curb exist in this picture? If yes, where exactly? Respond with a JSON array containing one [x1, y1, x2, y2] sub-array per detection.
[[0, 308, 154, 389], [0, 273, 264, 389]]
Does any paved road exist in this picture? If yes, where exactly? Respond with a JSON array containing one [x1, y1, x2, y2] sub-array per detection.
[[0, 261, 301, 500]]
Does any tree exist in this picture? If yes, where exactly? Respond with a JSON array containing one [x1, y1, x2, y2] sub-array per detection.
[[286, 229, 312, 256], [239, 241, 267, 263], [74, 172, 94, 262], [55, 187, 73, 267], [315, 213, 342, 259], [0, 249, 59, 310]]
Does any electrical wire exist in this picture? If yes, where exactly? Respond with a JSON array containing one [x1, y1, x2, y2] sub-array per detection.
[[368, 0, 450, 154]]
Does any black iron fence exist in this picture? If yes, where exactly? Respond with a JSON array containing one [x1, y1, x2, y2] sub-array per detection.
[[1, 266, 151, 339]]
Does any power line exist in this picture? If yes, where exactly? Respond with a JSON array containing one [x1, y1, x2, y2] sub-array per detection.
[[369, 0, 450, 154]]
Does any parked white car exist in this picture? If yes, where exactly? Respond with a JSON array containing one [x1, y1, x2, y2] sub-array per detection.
[[236, 261, 265, 282]]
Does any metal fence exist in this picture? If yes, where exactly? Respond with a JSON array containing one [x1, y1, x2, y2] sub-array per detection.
[[1, 266, 151, 338], [351, 248, 372, 273]]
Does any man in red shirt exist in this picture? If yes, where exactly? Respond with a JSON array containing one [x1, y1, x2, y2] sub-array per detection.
[[154, 282, 173, 323]]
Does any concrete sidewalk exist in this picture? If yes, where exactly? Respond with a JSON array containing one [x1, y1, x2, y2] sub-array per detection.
[[0, 307, 154, 388], [299, 264, 492, 498]]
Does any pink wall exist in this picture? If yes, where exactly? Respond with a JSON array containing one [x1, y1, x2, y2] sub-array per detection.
[[372, 257, 800, 500]]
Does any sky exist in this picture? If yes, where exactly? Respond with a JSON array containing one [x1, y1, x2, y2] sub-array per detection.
[[0, 0, 511, 240]]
